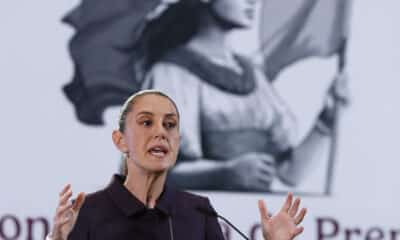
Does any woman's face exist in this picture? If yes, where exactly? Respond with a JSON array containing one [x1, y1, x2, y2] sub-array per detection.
[[120, 94, 180, 174], [210, 0, 259, 29]]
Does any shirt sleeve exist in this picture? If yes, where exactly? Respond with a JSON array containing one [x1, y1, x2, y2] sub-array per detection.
[[142, 62, 203, 160], [254, 69, 298, 149]]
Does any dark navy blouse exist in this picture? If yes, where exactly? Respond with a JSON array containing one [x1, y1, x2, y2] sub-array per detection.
[[68, 175, 224, 240]]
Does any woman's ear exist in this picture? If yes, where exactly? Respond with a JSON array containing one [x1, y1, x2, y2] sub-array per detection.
[[112, 130, 128, 153]]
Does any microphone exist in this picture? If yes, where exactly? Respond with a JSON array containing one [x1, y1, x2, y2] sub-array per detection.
[[168, 216, 175, 240], [196, 206, 250, 240]]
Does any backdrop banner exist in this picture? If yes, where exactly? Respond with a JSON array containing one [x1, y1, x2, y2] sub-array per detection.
[[1, 1, 399, 239]]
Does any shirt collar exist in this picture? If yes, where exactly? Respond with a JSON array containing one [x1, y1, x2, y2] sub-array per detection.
[[106, 174, 175, 217]]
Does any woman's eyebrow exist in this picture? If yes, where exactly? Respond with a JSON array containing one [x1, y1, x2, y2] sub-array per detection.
[[136, 112, 177, 118], [136, 111, 154, 117], [165, 113, 178, 118]]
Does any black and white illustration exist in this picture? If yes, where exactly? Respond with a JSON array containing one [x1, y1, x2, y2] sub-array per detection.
[[62, 0, 352, 194]]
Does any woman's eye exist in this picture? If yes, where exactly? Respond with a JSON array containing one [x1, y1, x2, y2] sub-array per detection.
[[142, 120, 152, 126], [165, 122, 177, 129]]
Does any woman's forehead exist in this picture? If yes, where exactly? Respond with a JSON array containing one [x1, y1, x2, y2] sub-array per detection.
[[132, 94, 178, 116]]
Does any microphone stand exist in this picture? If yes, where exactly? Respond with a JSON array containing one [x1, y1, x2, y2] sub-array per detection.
[[196, 207, 250, 240]]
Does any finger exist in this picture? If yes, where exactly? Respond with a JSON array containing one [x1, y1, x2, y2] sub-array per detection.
[[294, 208, 307, 225], [334, 82, 349, 102], [293, 226, 304, 237], [72, 192, 86, 212], [56, 202, 73, 218], [59, 184, 71, 197], [260, 156, 274, 163], [59, 216, 72, 226], [255, 172, 274, 186], [259, 162, 276, 173], [258, 155, 275, 164], [58, 212, 75, 227], [59, 189, 73, 206], [244, 176, 271, 191], [288, 197, 300, 217], [257, 200, 270, 221], [280, 192, 293, 213], [258, 162, 276, 175], [259, 160, 275, 169], [251, 179, 272, 192], [259, 167, 276, 178], [256, 174, 273, 185], [334, 73, 350, 103]]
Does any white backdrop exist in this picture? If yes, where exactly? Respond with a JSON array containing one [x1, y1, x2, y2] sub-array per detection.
[[1, 0, 399, 239]]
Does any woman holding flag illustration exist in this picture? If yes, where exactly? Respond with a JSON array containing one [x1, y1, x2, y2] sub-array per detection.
[[63, 0, 350, 192]]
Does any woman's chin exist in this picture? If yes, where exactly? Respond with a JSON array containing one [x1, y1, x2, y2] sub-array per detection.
[[145, 159, 174, 173], [235, 20, 253, 29]]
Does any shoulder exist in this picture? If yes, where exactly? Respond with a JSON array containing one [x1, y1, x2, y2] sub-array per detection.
[[81, 188, 109, 209], [169, 187, 210, 210], [68, 189, 111, 238], [166, 188, 218, 227], [76, 189, 103, 214], [235, 53, 271, 80], [148, 61, 202, 84], [142, 61, 203, 92], [76, 188, 114, 222], [173, 187, 208, 203], [142, 61, 203, 109], [168, 189, 224, 239]]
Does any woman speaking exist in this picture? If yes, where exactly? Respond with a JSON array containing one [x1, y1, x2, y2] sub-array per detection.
[[48, 90, 306, 240]]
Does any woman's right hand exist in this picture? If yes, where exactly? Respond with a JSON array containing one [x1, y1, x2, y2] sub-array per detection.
[[225, 152, 276, 191], [49, 184, 85, 240]]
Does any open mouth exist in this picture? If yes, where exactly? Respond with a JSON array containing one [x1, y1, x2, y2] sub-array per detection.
[[148, 145, 169, 158]]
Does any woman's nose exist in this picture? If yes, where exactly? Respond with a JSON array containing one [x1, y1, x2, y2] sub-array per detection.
[[153, 121, 167, 139]]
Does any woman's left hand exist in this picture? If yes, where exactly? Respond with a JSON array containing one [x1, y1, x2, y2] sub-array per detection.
[[258, 193, 307, 240], [332, 70, 350, 106]]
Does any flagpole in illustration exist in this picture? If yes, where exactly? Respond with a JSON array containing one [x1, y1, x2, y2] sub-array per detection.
[[325, 36, 349, 195], [258, 0, 352, 195]]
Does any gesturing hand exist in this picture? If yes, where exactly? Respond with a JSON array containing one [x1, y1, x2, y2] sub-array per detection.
[[49, 184, 85, 240], [258, 193, 307, 240]]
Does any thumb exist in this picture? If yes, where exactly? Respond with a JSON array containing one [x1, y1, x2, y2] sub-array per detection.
[[72, 192, 86, 212], [293, 226, 304, 237]]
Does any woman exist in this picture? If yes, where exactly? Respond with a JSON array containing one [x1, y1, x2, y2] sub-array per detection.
[[62, 0, 343, 192], [138, 0, 339, 191], [48, 90, 307, 240]]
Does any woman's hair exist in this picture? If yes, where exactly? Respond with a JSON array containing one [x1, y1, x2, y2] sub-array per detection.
[[137, 1, 208, 71], [118, 89, 180, 133]]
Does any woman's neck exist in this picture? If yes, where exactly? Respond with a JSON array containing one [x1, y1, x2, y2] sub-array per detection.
[[123, 167, 167, 209], [188, 13, 232, 62], [188, 28, 243, 73]]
